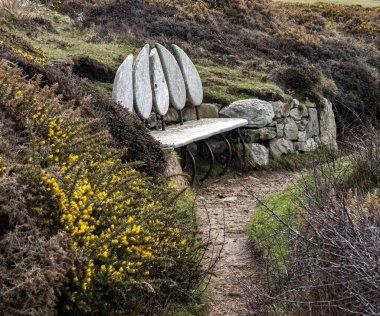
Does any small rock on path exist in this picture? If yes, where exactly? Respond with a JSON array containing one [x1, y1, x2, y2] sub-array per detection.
[[197, 171, 299, 316]]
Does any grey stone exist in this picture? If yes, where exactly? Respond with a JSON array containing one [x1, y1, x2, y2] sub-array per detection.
[[319, 98, 338, 150], [306, 108, 319, 138], [291, 98, 300, 109], [165, 107, 179, 123], [242, 127, 276, 143], [208, 139, 227, 155], [305, 100, 317, 108], [172, 44, 203, 106], [269, 138, 294, 159], [156, 43, 186, 110], [268, 121, 277, 127], [294, 138, 318, 152], [297, 119, 308, 131], [300, 104, 309, 118], [133, 44, 152, 119], [147, 112, 157, 129], [183, 103, 219, 121], [248, 143, 269, 167], [290, 108, 301, 121], [284, 117, 298, 140], [271, 101, 290, 118], [276, 123, 284, 137], [298, 131, 307, 142], [150, 48, 169, 116], [112, 54, 133, 111], [220, 99, 274, 128]]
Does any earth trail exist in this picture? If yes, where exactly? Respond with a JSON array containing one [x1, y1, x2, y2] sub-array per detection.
[[196, 171, 299, 316]]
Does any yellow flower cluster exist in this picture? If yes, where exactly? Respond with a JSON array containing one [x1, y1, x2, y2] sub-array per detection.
[[0, 156, 6, 174], [0, 40, 46, 65]]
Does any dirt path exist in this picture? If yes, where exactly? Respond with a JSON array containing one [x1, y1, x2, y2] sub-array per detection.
[[196, 171, 299, 316]]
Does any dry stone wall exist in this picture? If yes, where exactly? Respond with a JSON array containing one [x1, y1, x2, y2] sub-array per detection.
[[219, 97, 337, 167]]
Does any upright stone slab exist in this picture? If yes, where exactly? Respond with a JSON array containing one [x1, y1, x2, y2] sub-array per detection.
[[155, 43, 186, 110], [150, 48, 169, 116], [172, 44, 203, 106], [112, 54, 133, 111], [133, 44, 153, 119], [319, 98, 338, 150]]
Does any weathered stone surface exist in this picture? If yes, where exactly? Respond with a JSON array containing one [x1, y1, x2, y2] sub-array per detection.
[[150, 118, 248, 148], [112, 54, 133, 111], [248, 143, 269, 167], [291, 98, 300, 109], [209, 139, 227, 155], [242, 127, 276, 143], [297, 118, 308, 131], [183, 103, 219, 121], [294, 138, 318, 152], [271, 101, 290, 118], [276, 123, 284, 137], [319, 98, 338, 150], [165, 107, 179, 123], [290, 108, 301, 121], [220, 99, 274, 128], [156, 43, 186, 110], [172, 44, 203, 106], [269, 138, 294, 159], [150, 48, 169, 116], [133, 45, 152, 119], [284, 117, 298, 140], [298, 131, 307, 142], [306, 108, 319, 137], [300, 104, 309, 118], [305, 99, 317, 108]]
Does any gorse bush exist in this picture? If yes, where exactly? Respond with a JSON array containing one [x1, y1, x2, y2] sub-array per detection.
[[0, 59, 204, 315]]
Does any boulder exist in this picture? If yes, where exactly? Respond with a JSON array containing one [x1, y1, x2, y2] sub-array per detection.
[[290, 108, 301, 121], [284, 117, 298, 140], [306, 108, 319, 137], [220, 99, 274, 128], [208, 139, 227, 155], [294, 138, 318, 152], [269, 138, 294, 159], [183, 103, 219, 121], [271, 101, 290, 118], [319, 98, 338, 150], [242, 127, 276, 143], [248, 143, 269, 167]]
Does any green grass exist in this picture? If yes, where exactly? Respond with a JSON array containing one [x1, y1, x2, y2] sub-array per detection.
[[274, 0, 380, 7]]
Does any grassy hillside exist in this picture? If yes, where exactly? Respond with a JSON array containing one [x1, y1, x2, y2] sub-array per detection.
[[275, 0, 380, 7]]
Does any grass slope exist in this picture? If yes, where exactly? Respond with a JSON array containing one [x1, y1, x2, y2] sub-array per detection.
[[274, 0, 380, 7]]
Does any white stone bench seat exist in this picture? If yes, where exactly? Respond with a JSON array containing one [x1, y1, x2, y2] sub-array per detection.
[[150, 118, 248, 148]]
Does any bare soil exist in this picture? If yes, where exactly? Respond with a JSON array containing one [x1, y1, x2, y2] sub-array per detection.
[[196, 170, 299, 316]]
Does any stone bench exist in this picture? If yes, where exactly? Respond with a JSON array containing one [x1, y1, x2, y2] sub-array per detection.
[[112, 43, 248, 182]]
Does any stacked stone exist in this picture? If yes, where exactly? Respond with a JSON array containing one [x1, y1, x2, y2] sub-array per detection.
[[220, 98, 337, 167]]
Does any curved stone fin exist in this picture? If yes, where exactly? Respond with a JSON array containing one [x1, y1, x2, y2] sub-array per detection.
[[150, 48, 170, 116], [112, 54, 134, 111], [155, 43, 186, 110], [133, 44, 153, 120], [172, 44, 203, 106]]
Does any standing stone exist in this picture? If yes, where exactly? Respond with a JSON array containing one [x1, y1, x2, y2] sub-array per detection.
[[172, 44, 203, 106], [242, 127, 276, 143], [290, 108, 301, 121], [112, 54, 133, 111], [284, 117, 298, 140], [156, 43, 186, 110], [269, 138, 294, 159], [319, 98, 338, 150], [306, 108, 319, 138], [133, 44, 152, 119], [150, 48, 169, 116], [220, 99, 274, 128], [248, 143, 269, 167]]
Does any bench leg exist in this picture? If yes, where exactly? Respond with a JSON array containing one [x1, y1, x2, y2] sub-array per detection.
[[219, 134, 232, 176], [237, 128, 246, 164], [199, 140, 214, 182], [181, 146, 197, 185]]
